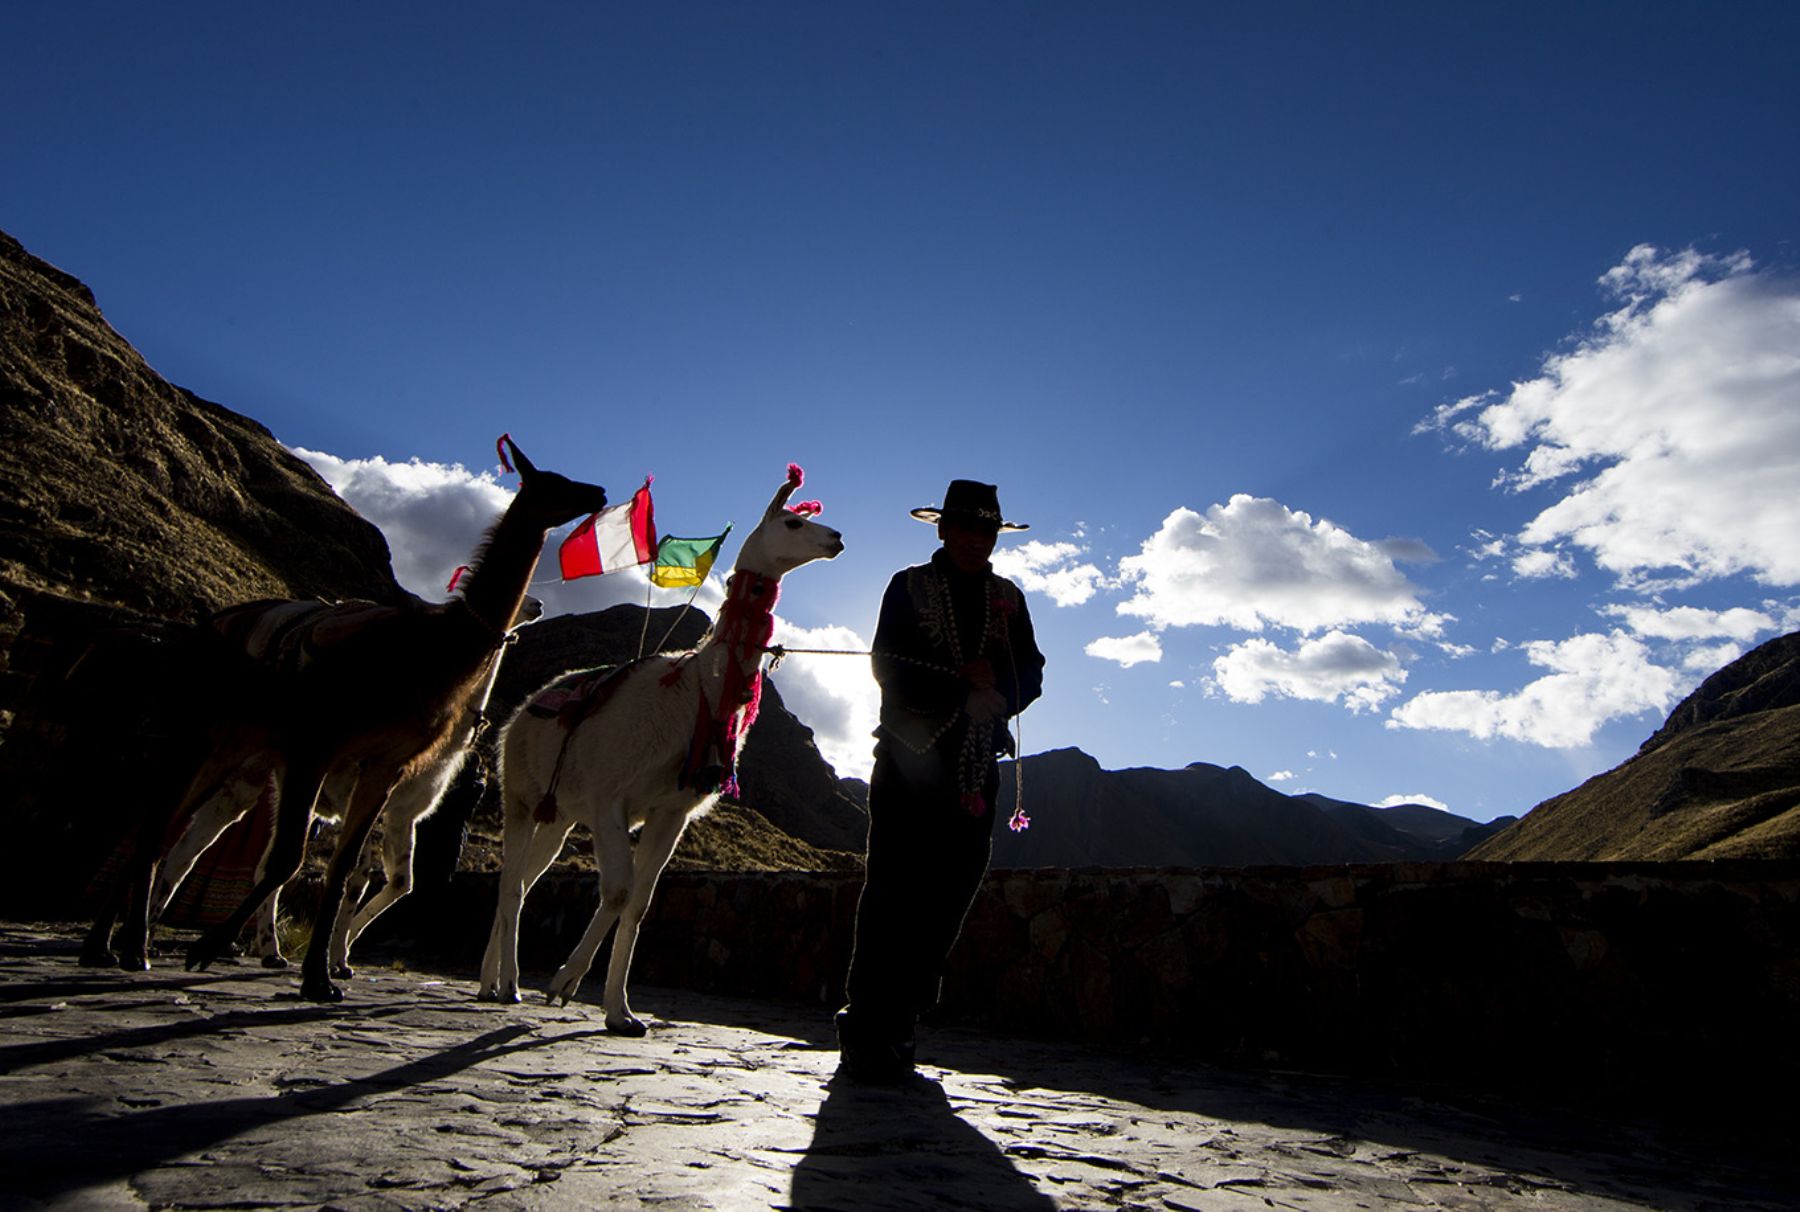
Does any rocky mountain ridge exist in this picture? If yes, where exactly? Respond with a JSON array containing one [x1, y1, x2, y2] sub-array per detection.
[[1469, 630, 1800, 860], [0, 229, 406, 618], [990, 747, 1512, 868]]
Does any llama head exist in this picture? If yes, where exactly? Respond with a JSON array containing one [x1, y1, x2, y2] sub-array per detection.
[[735, 463, 845, 577], [510, 594, 546, 630], [503, 436, 610, 528]]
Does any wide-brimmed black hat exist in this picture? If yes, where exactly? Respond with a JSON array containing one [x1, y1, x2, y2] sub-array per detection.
[[910, 479, 1029, 532]]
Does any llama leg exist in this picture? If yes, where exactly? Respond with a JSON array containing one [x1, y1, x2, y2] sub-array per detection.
[[332, 813, 411, 978], [332, 755, 454, 977], [79, 888, 124, 969], [152, 785, 250, 918], [545, 811, 635, 1008], [186, 758, 325, 973], [300, 767, 393, 1003], [82, 738, 226, 967], [598, 804, 692, 1035], [479, 812, 573, 1003], [253, 885, 287, 968], [101, 747, 246, 970]]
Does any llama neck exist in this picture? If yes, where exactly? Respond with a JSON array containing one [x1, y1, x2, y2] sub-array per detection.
[[693, 569, 780, 737], [457, 506, 545, 639], [706, 570, 781, 672]]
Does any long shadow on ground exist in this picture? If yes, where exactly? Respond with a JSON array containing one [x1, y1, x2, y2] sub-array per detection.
[[648, 986, 1800, 1212]]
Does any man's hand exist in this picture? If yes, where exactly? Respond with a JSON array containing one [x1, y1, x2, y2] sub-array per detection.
[[965, 685, 1008, 722], [959, 658, 996, 689]]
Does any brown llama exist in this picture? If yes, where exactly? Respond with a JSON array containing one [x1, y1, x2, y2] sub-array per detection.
[[83, 436, 606, 1002]]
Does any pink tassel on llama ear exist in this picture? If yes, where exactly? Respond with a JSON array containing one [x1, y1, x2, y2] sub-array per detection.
[[786, 463, 804, 488], [786, 500, 823, 517]]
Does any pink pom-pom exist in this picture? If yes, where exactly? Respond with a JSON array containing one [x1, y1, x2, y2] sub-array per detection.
[[786, 463, 804, 487], [786, 500, 823, 516], [1008, 807, 1031, 833]]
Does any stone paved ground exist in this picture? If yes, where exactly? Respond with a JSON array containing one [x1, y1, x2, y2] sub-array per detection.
[[0, 924, 1791, 1211]]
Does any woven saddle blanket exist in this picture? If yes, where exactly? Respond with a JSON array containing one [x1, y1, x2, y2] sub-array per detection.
[[525, 659, 650, 729], [209, 598, 396, 676]]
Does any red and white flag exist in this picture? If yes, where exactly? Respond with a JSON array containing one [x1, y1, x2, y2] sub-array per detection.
[[559, 478, 655, 580]]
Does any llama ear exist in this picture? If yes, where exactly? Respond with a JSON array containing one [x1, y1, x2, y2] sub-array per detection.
[[503, 437, 538, 479], [765, 463, 802, 517]]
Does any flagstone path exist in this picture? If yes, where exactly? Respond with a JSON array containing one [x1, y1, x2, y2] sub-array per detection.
[[0, 924, 1788, 1210]]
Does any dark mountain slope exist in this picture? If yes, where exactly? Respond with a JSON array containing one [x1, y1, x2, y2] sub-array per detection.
[[1469, 632, 1800, 860], [0, 229, 405, 616], [991, 748, 1501, 868]]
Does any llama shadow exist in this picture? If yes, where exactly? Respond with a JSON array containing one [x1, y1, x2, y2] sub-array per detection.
[[0, 1022, 604, 1203], [0, 966, 282, 1008], [0, 1003, 399, 1075], [787, 1070, 1055, 1211]]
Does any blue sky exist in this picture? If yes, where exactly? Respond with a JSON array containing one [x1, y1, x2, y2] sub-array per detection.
[[6, 3, 1798, 821]]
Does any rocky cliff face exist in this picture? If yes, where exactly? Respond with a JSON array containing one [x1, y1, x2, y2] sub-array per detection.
[[990, 747, 1505, 868], [0, 230, 406, 618], [1469, 631, 1800, 860]]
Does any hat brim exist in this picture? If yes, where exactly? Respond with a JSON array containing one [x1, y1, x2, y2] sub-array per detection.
[[910, 507, 1029, 532]]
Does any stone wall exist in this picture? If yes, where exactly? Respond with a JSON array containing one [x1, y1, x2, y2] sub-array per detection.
[[388, 859, 1799, 1096]]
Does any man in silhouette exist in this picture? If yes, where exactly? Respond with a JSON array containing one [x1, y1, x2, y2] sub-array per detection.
[[837, 480, 1045, 1082]]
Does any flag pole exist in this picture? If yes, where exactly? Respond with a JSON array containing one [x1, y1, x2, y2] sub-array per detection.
[[653, 585, 703, 654], [636, 565, 654, 660]]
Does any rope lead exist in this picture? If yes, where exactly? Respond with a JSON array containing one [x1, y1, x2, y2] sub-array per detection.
[[760, 644, 1027, 826]]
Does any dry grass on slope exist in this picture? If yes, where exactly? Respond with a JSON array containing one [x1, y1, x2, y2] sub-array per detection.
[[1469, 703, 1800, 861]]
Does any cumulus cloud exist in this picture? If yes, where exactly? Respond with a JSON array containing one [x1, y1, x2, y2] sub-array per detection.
[[295, 448, 513, 599], [1377, 793, 1450, 811], [1420, 245, 1800, 590], [1117, 495, 1443, 634], [1386, 630, 1680, 748], [1268, 770, 1296, 783], [1211, 631, 1407, 713], [766, 619, 879, 780], [1599, 603, 1774, 642], [293, 447, 725, 618], [1511, 548, 1578, 581], [991, 540, 1111, 607], [1683, 642, 1745, 673], [1085, 631, 1163, 667]]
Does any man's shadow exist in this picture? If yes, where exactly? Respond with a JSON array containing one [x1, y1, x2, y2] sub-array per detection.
[[788, 1070, 1054, 1211]]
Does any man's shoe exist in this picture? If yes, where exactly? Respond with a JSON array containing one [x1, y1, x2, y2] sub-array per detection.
[[839, 1039, 915, 1084]]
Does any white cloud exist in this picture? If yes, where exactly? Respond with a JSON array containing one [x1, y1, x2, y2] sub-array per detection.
[[1377, 793, 1451, 811], [991, 540, 1111, 607], [1268, 770, 1296, 783], [1683, 642, 1745, 673], [1423, 245, 1800, 590], [293, 447, 725, 619], [1085, 631, 1163, 667], [1212, 631, 1407, 713], [766, 619, 878, 781], [1386, 630, 1680, 748], [1117, 495, 1444, 634], [1599, 603, 1774, 642], [295, 448, 513, 599], [1511, 548, 1578, 581]]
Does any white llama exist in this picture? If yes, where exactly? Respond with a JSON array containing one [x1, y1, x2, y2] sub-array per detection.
[[150, 596, 543, 973], [478, 464, 842, 1034]]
